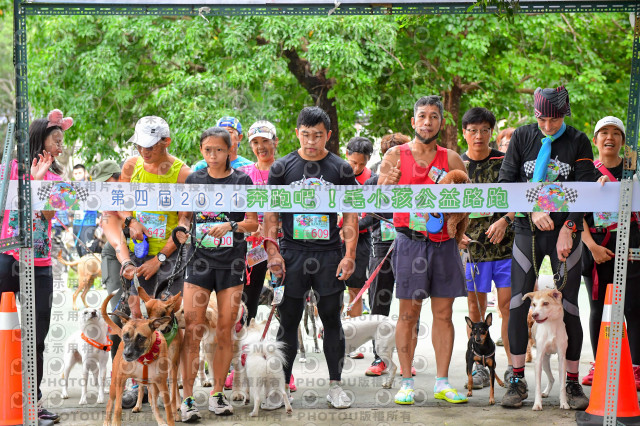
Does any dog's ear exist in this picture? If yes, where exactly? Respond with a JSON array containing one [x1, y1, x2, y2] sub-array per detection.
[[111, 311, 131, 324], [551, 290, 563, 301], [167, 293, 182, 313], [137, 286, 151, 303], [522, 292, 534, 301], [485, 312, 492, 327], [465, 316, 474, 329], [150, 316, 172, 331]]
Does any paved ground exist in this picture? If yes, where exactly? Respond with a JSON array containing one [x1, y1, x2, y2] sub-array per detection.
[[36, 274, 594, 425]]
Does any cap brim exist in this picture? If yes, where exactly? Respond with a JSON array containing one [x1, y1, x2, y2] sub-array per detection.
[[128, 133, 161, 148], [248, 132, 275, 142]]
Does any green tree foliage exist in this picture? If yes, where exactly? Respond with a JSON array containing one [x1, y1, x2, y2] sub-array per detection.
[[18, 11, 635, 166]]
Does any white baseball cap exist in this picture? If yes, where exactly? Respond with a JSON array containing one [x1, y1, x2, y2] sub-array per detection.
[[128, 116, 171, 148], [594, 116, 625, 138], [247, 121, 277, 143]]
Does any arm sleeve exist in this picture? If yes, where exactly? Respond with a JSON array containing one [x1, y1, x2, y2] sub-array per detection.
[[498, 128, 523, 183], [359, 213, 374, 230], [568, 132, 596, 224]]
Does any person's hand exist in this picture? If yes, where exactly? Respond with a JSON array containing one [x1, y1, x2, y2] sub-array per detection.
[[128, 220, 150, 242], [207, 223, 232, 239], [174, 228, 190, 244], [136, 257, 161, 280], [532, 212, 554, 231], [589, 244, 615, 264], [339, 228, 345, 241], [250, 224, 263, 239], [486, 217, 509, 244], [458, 234, 471, 250], [556, 227, 574, 262], [384, 159, 402, 184], [30, 151, 53, 180], [267, 252, 286, 278], [336, 255, 355, 281], [598, 175, 610, 186], [122, 263, 136, 280]]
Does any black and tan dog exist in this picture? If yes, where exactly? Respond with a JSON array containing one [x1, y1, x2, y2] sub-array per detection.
[[101, 291, 175, 426], [134, 288, 183, 422], [465, 313, 505, 405]]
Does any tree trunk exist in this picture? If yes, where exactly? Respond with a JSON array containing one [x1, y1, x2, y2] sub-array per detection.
[[282, 48, 340, 154], [441, 76, 482, 152]]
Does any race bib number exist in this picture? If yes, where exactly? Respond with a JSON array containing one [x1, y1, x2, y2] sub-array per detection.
[[196, 223, 233, 248], [247, 244, 268, 267], [381, 220, 397, 241], [428, 166, 447, 183], [469, 212, 493, 219], [409, 213, 427, 232], [136, 212, 167, 239], [594, 212, 618, 228], [293, 214, 330, 240]]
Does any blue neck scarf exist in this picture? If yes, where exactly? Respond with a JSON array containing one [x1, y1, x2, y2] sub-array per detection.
[[532, 122, 566, 182]]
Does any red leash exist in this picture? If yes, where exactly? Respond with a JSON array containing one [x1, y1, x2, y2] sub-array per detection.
[[262, 237, 285, 341], [346, 239, 395, 311]]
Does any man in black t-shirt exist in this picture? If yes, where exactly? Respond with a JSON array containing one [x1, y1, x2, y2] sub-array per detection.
[[265, 107, 358, 409], [498, 86, 595, 409]]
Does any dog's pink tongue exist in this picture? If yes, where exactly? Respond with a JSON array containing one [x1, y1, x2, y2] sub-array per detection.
[[534, 317, 547, 324]]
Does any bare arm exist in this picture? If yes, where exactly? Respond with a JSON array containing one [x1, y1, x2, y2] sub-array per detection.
[[377, 148, 401, 185]]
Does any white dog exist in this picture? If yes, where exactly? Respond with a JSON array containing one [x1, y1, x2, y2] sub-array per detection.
[[342, 314, 397, 388], [61, 307, 110, 404], [242, 319, 293, 417], [522, 289, 569, 411]]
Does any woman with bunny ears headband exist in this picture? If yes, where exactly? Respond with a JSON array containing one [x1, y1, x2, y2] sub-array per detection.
[[0, 108, 73, 425]]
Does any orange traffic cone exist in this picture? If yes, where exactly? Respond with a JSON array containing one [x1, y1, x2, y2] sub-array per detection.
[[0, 292, 23, 426], [576, 283, 640, 425]]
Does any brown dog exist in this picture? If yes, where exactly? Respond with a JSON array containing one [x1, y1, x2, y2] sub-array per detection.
[[438, 169, 470, 242], [134, 288, 183, 422], [57, 252, 102, 310], [101, 291, 175, 426]]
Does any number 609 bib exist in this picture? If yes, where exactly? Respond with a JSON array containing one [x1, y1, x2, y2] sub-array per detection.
[[292, 214, 330, 240]]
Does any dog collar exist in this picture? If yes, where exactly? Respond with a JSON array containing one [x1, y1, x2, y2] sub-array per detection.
[[472, 347, 495, 367], [81, 332, 113, 352], [137, 331, 161, 365], [162, 317, 179, 348]]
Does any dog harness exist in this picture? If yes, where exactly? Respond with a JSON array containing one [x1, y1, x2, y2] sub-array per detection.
[[472, 347, 495, 367], [136, 331, 162, 385], [80, 333, 113, 352]]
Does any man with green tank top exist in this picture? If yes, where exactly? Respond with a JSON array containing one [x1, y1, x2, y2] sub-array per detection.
[[119, 116, 192, 300]]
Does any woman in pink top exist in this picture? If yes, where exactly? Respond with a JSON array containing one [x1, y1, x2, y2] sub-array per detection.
[[0, 109, 72, 423]]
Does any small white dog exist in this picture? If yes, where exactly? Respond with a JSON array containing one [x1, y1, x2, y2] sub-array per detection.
[[342, 314, 397, 388], [522, 289, 569, 411], [61, 307, 111, 404], [242, 319, 293, 417]]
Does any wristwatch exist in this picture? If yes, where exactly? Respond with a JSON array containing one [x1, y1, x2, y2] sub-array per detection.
[[229, 221, 238, 232], [502, 215, 513, 226], [124, 216, 136, 228], [157, 252, 167, 264], [564, 220, 577, 233]]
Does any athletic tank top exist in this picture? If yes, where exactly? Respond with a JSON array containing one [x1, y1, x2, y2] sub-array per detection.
[[128, 156, 184, 256], [393, 143, 450, 242]]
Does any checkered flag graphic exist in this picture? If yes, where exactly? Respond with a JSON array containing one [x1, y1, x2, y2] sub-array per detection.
[[526, 184, 541, 203], [554, 157, 571, 178], [524, 160, 536, 176], [563, 185, 578, 203], [36, 183, 52, 201], [73, 184, 90, 202]]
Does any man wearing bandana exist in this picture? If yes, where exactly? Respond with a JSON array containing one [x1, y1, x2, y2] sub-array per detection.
[[379, 95, 469, 406], [498, 86, 596, 409]]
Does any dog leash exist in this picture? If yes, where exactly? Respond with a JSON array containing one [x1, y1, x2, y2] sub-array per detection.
[[465, 239, 488, 316], [262, 237, 285, 341], [527, 214, 569, 291], [346, 239, 395, 312]]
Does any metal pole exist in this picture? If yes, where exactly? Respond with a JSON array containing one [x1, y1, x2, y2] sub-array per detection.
[[14, 0, 38, 424]]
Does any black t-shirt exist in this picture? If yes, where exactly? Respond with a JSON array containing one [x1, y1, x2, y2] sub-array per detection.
[[498, 123, 596, 233], [185, 168, 251, 270], [268, 150, 358, 251]]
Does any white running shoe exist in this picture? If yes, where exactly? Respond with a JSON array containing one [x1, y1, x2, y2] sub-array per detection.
[[208, 391, 233, 415], [327, 385, 352, 409], [180, 396, 202, 422]]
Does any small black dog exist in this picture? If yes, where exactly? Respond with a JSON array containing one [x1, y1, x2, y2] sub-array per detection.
[[465, 313, 505, 405]]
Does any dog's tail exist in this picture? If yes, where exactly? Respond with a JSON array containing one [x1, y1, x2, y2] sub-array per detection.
[[56, 252, 80, 268], [248, 339, 288, 367], [101, 290, 122, 337]]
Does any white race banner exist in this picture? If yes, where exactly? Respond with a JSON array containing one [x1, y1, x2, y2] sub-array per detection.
[[3, 180, 640, 213]]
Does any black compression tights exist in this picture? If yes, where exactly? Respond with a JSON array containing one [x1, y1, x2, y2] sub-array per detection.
[[509, 231, 584, 362], [277, 291, 345, 383]]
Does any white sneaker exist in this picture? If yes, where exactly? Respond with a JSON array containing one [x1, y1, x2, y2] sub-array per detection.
[[180, 396, 202, 422], [208, 391, 233, 415], [327, 385, 352, 409]]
